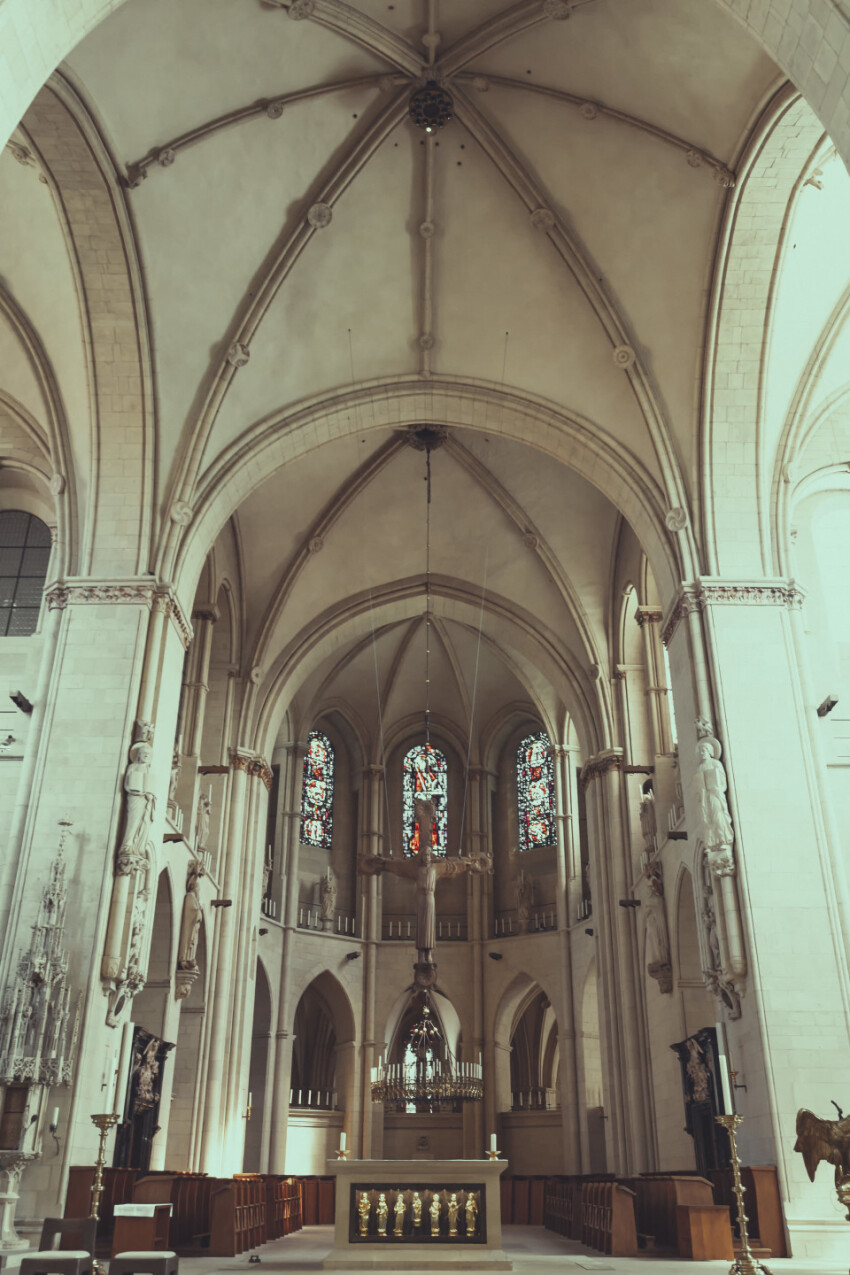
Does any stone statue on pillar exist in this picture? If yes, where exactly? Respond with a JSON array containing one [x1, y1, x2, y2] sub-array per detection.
[[515, 868, 534, 933], [319, 868, 336, 929], [693, 725, 735, 876], [359, 797, 491, 987], [176, 860, 204, 1000], [644, 864, 672, 993], [102, 722, 156, 1024]]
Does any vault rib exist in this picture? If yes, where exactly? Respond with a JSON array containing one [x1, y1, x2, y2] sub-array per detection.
[[455, 73, 735, 187], [268, 0, 422, 75], [122, 76, 387, 187], [452, 85, 696, 571], [159, 87, 410, 579]]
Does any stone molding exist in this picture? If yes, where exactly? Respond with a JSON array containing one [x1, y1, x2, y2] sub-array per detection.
[[44, 580, 193, 648], [579, 749, 623, 790], [46, 580, 154, 610], [661, 580, 804, 646], [230, 749, 274, 790]]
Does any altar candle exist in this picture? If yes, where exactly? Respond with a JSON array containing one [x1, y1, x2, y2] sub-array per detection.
[[715, 1022, 734, 1113], [490, 1133, 497, 1152], [248, 1092, 253, 1108], [340, 1131, 346, 1151], [114, 1021, 133, 1117]]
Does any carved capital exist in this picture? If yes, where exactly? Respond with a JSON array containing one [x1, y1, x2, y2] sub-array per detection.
[[230, 750, 274, 790], [662, 579, 805, 646], [579, 749, 623, 790]]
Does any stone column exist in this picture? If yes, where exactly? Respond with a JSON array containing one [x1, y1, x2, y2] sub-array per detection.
[[551, 745, 581, 1173], [184, 605, 218, 758], [463, 766, 488, 1158], [664, 579, 850, 1255], [224, 754, 271, 1169], [268, 741, 307, 1173], [0, 582, 191, 1215], [359, 764, 384, 1160], [199, 752, 250, 1172], [582, 751, 652, 1174]]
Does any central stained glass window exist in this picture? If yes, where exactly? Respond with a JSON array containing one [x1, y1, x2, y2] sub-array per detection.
[[300, 730, 335, 848], [402, 744, 448, 857], [516, 732, 555, 851]]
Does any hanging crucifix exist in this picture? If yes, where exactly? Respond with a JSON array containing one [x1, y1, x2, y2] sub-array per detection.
[[359, 796, 492, 988]]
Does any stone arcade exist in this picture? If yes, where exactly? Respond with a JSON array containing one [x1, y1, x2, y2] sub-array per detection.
[[1, 0, 850, 1265]]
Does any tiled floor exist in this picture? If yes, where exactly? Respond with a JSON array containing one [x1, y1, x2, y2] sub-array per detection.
[[3, 1225, 848, 1275]]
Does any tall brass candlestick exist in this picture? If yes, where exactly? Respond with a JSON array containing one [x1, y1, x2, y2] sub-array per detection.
[[714, 1114, 772, 1275], [89, 1113, 119, 1275]]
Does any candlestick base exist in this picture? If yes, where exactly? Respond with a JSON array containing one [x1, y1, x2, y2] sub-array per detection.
[[89, 1112, 120, 1275], [486, 1149, 501, 1161], [714, 1114, 772, 1275], [336, 1149, 351, 1161]]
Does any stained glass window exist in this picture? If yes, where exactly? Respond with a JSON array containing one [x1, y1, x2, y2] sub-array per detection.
[[517, 732, 555, 851], [0, 511, 51, 637], [402, 744, 448, 857], [300, 730, 335, 848]]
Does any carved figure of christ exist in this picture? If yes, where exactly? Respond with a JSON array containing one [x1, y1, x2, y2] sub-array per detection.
[[359, 797, 492, 965]]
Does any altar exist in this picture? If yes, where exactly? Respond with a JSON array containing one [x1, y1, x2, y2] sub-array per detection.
[[322, 1158, 512, 1270]]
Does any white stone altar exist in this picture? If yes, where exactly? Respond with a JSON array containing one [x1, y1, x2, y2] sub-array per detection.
[[322, 1158, 511, 1271]]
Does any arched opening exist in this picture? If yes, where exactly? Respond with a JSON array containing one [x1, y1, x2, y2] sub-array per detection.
[[285, 972, 352, 1174], [243, 958, 272, 1172], [119, 871, 175, 1173], [382, 989, 464, 1161], [164, 919, 207, 1170], [581, 959, 606, 1174]]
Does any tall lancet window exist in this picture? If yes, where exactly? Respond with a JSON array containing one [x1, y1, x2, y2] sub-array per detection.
[[517, 732, 556, 851], [300, 730, 335, 848], [402, 743, 448, 857]]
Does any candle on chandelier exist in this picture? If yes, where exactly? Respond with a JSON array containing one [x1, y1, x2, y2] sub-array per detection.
[[51, 1106, 59, 1129]]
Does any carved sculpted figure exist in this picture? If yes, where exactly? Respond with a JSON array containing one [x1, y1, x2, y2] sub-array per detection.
[[447, 1192, 459, 1236], [430, 1194, 441, 1235], [795, 1109, 850, 1184], [196, 792, 211, 853], [358, 1192, 371, 1236], [359, 797, 491, 968], [465, 1193, 478, 1237], [516, 868, 534, 931], [693, 732, 735, 875], [412, 1192, 422, 1229], [394, 1191, 406, 1235], [319, 868, 336, 921], [644, 865, 672, 993], [178, 862, 204, 969], [135, 1038, 160, 1108], [117, 741, 155, 873], [685, 1036, 710, 1104], [376, 1193, 388, 1236]]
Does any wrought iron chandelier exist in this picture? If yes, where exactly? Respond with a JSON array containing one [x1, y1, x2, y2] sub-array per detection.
[[370, 994, 483, 1106]]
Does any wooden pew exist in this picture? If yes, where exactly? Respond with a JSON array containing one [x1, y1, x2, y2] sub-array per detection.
[[710, 1165, 788, 1257], [626, 1174, 716, 1253], [64, 1167, 138, 1248], [580, 1180, 637, 1256]]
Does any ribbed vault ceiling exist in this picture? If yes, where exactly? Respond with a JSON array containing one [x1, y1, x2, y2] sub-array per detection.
[[0, 0, 783, 741]]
